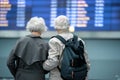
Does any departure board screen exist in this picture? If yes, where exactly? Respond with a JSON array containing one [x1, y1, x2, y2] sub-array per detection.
[[0, 0, 120, 31]]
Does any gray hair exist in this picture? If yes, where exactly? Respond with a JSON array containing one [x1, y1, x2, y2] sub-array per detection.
[[54, 15, 70, 29], [26, 17, 47, 33]]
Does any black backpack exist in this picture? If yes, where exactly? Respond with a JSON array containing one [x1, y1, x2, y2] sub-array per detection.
[[54, 35, 88, 80]]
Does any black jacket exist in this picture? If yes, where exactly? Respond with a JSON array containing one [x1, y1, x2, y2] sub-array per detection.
[[7, 34, 49, 80]]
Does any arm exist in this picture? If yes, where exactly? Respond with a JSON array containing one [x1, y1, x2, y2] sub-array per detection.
[[7, 49, 17, 77], [79, 38, 90, 70], [7, 40, 20, 77], [43, 38, 61, 71], [84, 50, 90, 70], [82, 40, 90, 70]]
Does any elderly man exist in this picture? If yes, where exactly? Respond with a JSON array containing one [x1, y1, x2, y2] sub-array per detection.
[[7, 17, 49, 80], [43, 15, 90, 80]]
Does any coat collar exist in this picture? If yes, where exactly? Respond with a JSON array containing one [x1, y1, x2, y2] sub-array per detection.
[[26, 34, 42, 38]]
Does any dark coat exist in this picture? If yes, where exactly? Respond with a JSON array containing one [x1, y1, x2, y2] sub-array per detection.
[[7, 34, 49, 80]]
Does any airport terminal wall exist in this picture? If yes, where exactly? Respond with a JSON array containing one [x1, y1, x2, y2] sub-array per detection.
[[0, 31, 120, 80]]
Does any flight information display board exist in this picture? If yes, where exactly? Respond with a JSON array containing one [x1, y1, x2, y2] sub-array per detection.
[[0, 0, 120, 31]]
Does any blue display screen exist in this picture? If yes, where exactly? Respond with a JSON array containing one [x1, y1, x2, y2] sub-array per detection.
[[0, 0, 120, 31]]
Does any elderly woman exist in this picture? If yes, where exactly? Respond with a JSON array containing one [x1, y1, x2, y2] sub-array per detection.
[[7, 17, 49, 80], [43, 15, 90, 80]]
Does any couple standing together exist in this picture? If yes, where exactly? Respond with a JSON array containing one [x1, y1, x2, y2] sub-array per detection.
[[7, 15, 90, 80]]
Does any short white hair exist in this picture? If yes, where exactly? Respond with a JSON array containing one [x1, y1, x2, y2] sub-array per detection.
[[26, 17, 47, 33], [54, 15, 70, 29]]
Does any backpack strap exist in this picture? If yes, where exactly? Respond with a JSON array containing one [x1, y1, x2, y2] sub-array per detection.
[[51, 35, 67, 73], [53, 34, 78, 45], [53, 35, 66, 44], [72, 35, 78, 43]]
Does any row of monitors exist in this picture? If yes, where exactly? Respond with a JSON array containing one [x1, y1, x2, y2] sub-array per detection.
[[0, 0, 120, 31]]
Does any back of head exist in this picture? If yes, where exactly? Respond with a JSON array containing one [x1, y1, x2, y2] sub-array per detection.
[[54, 15, 70, 30], [26, 17, 47, 33]]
